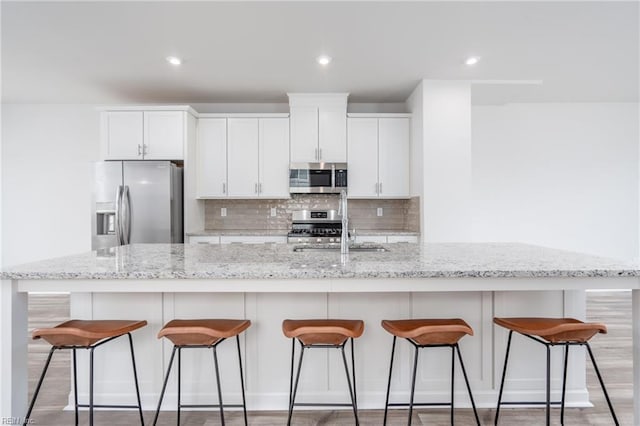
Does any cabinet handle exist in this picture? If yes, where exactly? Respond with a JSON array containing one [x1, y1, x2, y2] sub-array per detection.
[[379, 182, 383, 194], [314, 148, 318, 160], [137, 144, 142, 156], [143, 144, 148, 156], [222, 182, 226, 194], [255, 183, 258, 194], [259, 183, 262, 194], [319, 148, 322, 160], [375, 183, 379, 194]]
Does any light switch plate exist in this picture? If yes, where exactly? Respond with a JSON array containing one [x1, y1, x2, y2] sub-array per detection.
[[377, 207, 383, 217], [270, 207, 277, 217], [221, 207, 227, 217]]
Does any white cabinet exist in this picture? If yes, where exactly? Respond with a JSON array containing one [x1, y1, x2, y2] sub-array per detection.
[[347, 115, 410, 198], [196, 115, 290, 199], [197, 118, 227, 198], [188, 235, 287, 244], [144, 111, 185, 159], [220, 235, 287, 244], [188, 235, 220, 244], [101, 108, 190, 160], [354, 234, 419, 244], [259, 118, 290, 198], [289, 94, 348, 163], [228, 118, 260, 197]]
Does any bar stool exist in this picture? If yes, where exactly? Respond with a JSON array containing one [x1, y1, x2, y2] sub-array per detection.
[[282, 319, 365, 426], [24, 319, 147, 426], [152, 319, 251, 426], [381, 318, 480, 426], [493, 317, 619, 426]]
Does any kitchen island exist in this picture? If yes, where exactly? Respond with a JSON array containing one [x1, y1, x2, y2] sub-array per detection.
[[1, 242, 639, 421]]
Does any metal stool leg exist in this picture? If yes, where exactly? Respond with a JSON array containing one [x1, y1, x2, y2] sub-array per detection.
[[450, 346, 455, 425], [586, 343, 620, 425], [561, 344, 569, 425], [456, 344, 481, 426], [127, 333, 145, 425], [545, 344, 551, 426], [494, 330, 513, 426], [153, 346, 177, 426], [72, 348, 79, 426], [177, 347, 182, 426], [89, 347, 95, 426], [340, 341, 359, 425], [236, 335, 248, 426], [287, 340, 305, 426], [383, 336, 397, 426], [23, 347, 56, 426], [351, 338, 359, 417], [407, 345, 419, 426], [212, 346, 226, 426]]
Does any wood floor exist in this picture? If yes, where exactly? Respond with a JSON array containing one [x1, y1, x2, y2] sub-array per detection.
[[25, 291, 631, 425]]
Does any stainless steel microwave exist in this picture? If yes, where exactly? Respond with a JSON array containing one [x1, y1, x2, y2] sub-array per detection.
[[289, 162, 348, 194]]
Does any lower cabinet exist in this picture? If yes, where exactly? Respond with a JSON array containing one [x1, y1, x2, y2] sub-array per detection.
[[187, 235, 287, 244]]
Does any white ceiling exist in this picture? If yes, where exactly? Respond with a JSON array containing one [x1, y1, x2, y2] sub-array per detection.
[[2, 1, 638, 105]]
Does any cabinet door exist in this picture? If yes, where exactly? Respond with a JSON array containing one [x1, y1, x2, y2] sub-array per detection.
[[144, 111, 184, 160], [290, 106, 318, 162], [103, 111, 143, 160], [259, 118, 290, 198], [197, 118, 227, 198], [227, 118, 259, 197], [378, 118, 410, 198], [319, 106, 347, 162], [347, 118, 379, 198]]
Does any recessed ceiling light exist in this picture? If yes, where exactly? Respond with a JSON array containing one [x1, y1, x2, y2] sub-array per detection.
[[465, 56, 480, 66], [166, 56, 182, 66], [317, 55, 332, 66]]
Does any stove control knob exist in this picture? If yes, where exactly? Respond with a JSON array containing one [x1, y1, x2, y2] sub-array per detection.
[[316, 238, 322, 243]]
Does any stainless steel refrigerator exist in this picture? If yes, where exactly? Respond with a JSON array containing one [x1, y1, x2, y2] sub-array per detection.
[[91, 161, 183, 250]]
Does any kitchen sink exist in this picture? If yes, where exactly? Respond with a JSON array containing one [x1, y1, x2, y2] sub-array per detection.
[[293, 244, 389, 253]]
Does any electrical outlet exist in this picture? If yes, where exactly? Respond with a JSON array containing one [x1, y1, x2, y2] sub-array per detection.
[[377, 207, 383, 217], [221, 207, 227, 217], [270, 207, 277, 217]]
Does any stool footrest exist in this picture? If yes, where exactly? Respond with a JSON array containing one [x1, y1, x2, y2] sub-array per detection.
[[387, 402, 455, 407], [500, 401, 563, 405], [77, 404, 140, 409], [294, 403, 355, 407], [180, 404, 244, 408]]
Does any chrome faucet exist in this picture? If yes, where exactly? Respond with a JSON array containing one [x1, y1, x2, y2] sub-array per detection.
[[338, 189, 349, 254]]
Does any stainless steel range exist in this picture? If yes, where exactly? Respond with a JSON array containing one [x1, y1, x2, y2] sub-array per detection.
[[287, 210, 344, 244]]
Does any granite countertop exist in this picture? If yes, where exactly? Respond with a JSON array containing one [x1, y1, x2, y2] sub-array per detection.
[[186, 229, 419, 237], [2, 243, 638, 280]]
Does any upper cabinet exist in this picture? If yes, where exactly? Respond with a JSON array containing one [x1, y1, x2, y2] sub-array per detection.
[[196, 115, 290, 199], [347, 114, 411, 198], [100, 107, 196, 160], [289, 93, 348, 162]]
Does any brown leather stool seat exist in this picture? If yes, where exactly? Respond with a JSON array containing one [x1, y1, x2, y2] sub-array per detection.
[[158, 318, 251, 346], [33, 319, 147, 346], [153, 318, 252, 426], [382, 318, 473, 345], [493, 317, 618, 426], [25, 319, 147, 426], [282, 318, 364, 345], [493, 317, 607, 343], [381, 318, 480, 426], [283, 319, 365, 426]]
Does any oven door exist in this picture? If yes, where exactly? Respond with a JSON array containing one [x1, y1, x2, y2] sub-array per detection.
[[289, 163, 336, 193]]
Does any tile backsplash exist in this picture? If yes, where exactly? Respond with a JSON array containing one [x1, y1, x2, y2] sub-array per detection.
[[204, 195, 420, 232]]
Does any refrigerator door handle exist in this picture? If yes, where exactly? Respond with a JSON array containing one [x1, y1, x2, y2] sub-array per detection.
[[122, 185, 132, 245], [115, 185, 124, 245]]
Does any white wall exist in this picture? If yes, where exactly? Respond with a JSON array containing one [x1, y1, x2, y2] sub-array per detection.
[[421, 81, 473, 242], [471, 103, 639, 262], [1, 105, 99, 266]]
